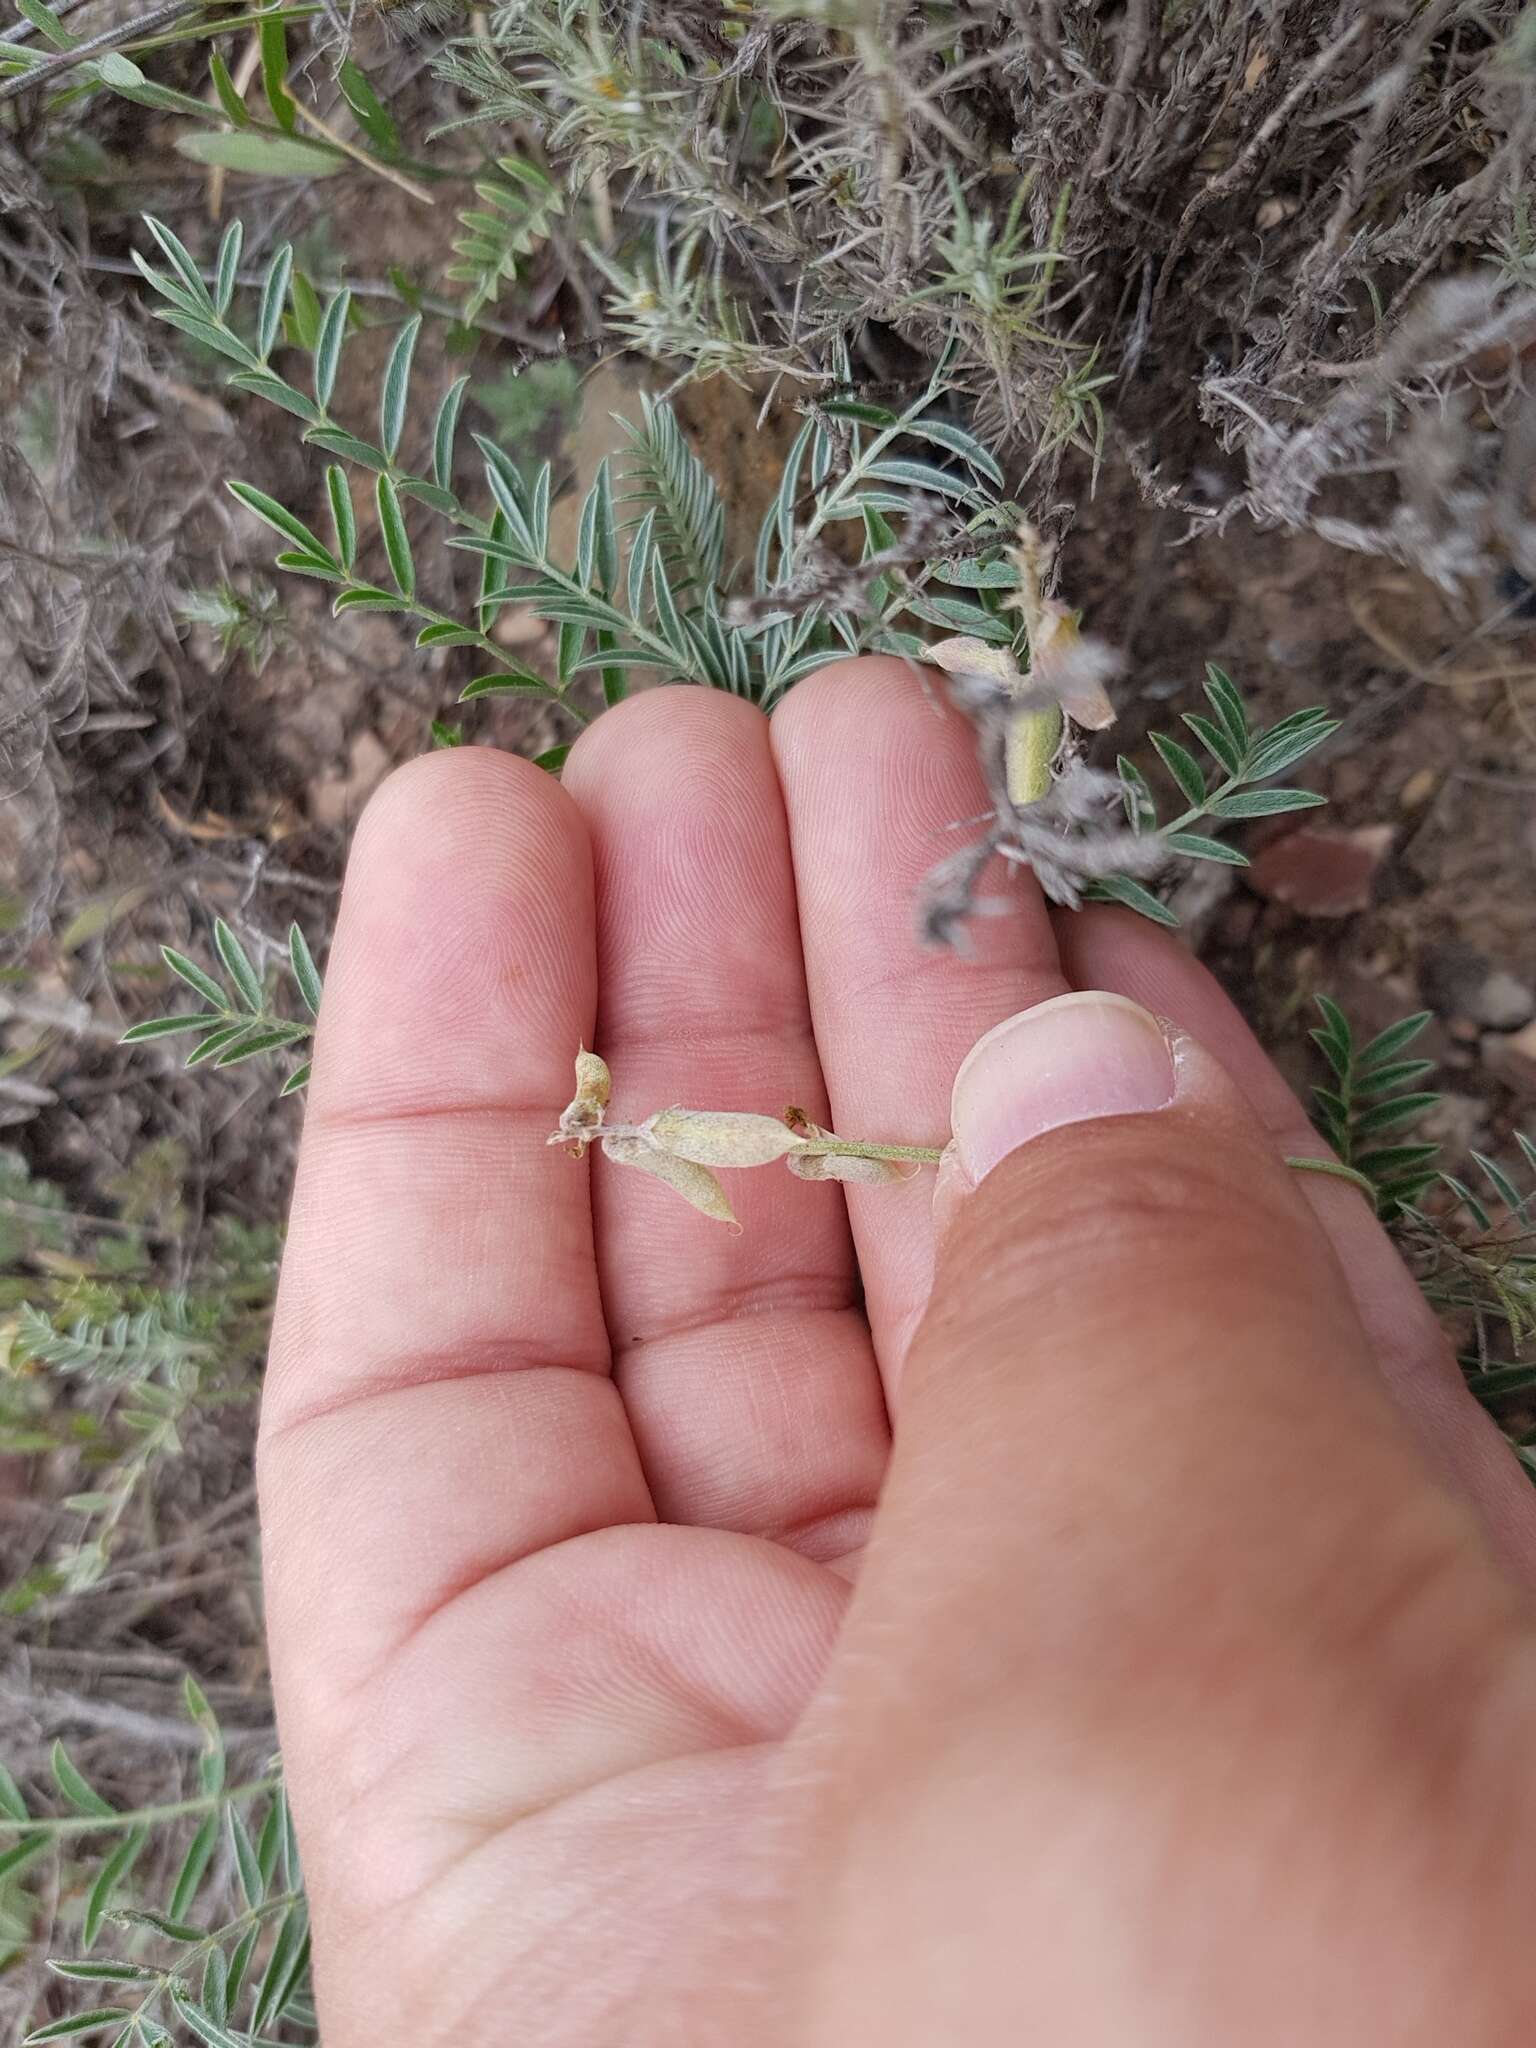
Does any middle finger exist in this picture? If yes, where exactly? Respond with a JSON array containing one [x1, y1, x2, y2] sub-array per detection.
[[563, 687, 889, 1560], [773, 658, 1069, 1390]]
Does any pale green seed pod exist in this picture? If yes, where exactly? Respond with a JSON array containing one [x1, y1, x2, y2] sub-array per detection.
[[644, 1107, 804, 1167], [787, 1150, 905, 1185], [927, 636, 1060, 806], [1004, 703, 1064, 807], [601, 1132, 739, 1227]]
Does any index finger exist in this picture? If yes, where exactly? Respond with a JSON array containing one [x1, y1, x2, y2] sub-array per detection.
[[259, 749, 653, 1735]]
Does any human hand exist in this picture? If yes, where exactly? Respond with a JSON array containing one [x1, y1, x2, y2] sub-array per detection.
[[259, 659, 1536, 2046]]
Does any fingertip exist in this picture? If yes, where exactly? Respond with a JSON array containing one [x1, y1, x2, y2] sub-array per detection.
[[770, 652, 1005, 949], [770, 654, 950, 771], [347, 740, 590, 903], [556, 683, 807, 1060], [1056, 902, 1307, 1137], [563, 682, 768, 803], [946, 991, 1181, 1188], [315, 742, 595, 1122], [338, 739, 593, 982], [360, 731, 568, 824]]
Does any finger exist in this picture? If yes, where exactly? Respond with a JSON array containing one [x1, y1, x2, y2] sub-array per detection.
[[790, 996, 1536, 2044], [259, 749, 652, 1734], [771, 657, 1067, 1386], [1056, 906, 1536, 1580], [561, 688, 888, 1560], [908, 991, 1529, 1622]]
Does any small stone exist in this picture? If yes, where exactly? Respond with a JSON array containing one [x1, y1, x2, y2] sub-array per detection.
[[1416, 1091, 1484, 1158], [1483, 1019, 1536, 1099], [1421, 945, 1536, 1031], [1399, 767, 1438, 810], [1471, 969, 1536, 1033], [1247, 824, 1393, 917], [1255, 194, 1299, 231], [1212, 896, 1258, 948]]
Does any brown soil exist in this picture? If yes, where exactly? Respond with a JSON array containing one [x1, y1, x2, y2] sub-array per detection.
[[1069, 458, 1536, 1146]]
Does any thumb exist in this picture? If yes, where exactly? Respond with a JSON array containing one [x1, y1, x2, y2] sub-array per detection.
[[850, 990, 1522, 1706], [788, 994, 1536, 2048]]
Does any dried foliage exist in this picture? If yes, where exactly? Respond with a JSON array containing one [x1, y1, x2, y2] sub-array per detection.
[[920, 578, 1339, 944], [436, 2, 1536, 583], [0, 141, 165, 942]]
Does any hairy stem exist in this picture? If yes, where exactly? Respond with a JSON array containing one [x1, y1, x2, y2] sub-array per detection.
[[812, 1135, 946, 1165], [1284, 1156, 1378, 1202], [0, 1776, 281, 1838]]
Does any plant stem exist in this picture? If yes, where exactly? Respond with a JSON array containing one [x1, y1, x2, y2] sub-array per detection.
[[1284, 1155, 1378, 1201], [0, 0, 200, 102], [122, 1890, 302, 2037], [1, 1774, 281, 1837], [539, 568, 700, 680], [815, 1135, 946, 1165], [794, 404, 924, 561], [1160, 776, 1240, 837], [408, 598, 592, 722], [288, 93, 434, 206]]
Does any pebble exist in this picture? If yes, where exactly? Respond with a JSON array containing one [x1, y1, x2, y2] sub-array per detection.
[[1483, 1019, 1536, 1099], [1471, 969, 1536, 1032], [1247, 824, 1392, 917], [1421, 945, 1536, 1031]]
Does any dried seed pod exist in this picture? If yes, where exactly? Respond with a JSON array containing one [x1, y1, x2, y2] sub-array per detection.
[[1032, 612, 1119, 733], [573, 1048, 611, 1109], [551, 1047, 613, 1152], [601, 1132, 739, 1228], [927, 635, 1023, 691], [644, 1106, 805, 1167], [1005, 524, 1118, 733], [788, 1150, 907, 1185]]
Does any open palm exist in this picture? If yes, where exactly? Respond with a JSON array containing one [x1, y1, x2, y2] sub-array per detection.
[[260, 661, 1536, 2046]]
